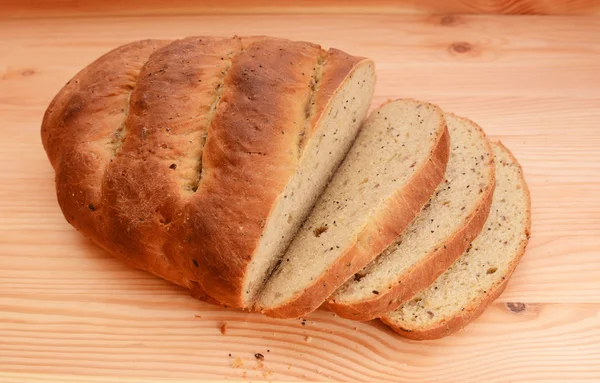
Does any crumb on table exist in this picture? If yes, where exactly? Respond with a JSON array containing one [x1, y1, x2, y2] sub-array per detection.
[[231, 356, 243, 368]]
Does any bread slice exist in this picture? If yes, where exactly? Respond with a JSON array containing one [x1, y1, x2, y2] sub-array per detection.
[[382, 142, 531, 340], [328, 114, 496, 321], [255, 99, 451, 318]]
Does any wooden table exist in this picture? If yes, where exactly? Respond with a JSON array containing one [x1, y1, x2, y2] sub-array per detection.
[[1, 4, 599, 382]]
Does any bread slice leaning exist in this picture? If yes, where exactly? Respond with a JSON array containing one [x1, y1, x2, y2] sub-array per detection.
[[382, 142, 531, 340], [328, 114, 496, 321], [255, 99, 451, 318]]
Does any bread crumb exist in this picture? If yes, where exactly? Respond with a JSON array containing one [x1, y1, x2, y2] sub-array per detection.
[[262, 369, 273, 378], [220, 322, 228, 335], [304, 335, 312, 342], [231, 357, 243, 368], [253, 359, 273, 378], [194, 314, 202, 319]]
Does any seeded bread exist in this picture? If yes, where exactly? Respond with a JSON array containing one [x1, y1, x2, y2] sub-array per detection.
[[381, 142, 531, 340], [329, 114, 495, 321], [41, 36, 376, 308], [256, 99, 450, 318]]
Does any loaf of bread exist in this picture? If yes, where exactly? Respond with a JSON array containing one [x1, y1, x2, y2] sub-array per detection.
[[256, 99, 450, 318], [382, 142, 531, 339], [41, 36, 376, 308], [328, 113, 495, 321], [42, 36, 532, 337]]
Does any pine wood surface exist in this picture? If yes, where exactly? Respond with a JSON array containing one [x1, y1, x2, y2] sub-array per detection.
[[2, 0, 600, 17], [1, 11, 599, 382]]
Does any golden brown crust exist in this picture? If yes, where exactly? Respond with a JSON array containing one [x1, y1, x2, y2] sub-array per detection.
[[41, 39, 171, 267], [381, 141, 532, 340], [261, 105, 451, 319], [41, 40, 170, 167], [328, 115, 496, 321], [190, 44, 371, 307], [186, 37, 325, 307], [189, 281, 222, 306], [102, 36, 245, 288], [42, 36, 372, 308]]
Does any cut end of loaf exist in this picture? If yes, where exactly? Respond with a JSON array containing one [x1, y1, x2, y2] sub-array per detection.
[[256, 98, 451, 318], [241, 57, 377, 307], [382, 141, 531, 340]]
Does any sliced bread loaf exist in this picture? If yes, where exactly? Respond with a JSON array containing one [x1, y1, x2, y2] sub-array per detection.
[[381, 142, 531, 340], [255, 99, 450, 318], [42, 37, 376, 308], [328, 114, 496, 321]]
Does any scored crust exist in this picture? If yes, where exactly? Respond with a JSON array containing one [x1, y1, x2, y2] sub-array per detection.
[[328, 114, 496, 321], [381, 141, 532, 340], [41, 36, 374, 308]]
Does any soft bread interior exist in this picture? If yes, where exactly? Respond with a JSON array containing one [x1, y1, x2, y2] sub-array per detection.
[[384, 143, 530, 329], [257, 100, 446, 310], [332, 114, 494, 306], [242, 61, 376, 305]]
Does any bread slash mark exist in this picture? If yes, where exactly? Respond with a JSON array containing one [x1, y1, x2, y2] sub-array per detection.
[[297, 53, 326, 156], [190, 47, 241, 193]]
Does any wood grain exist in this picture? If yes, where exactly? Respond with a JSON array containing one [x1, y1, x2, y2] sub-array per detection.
[[1, 13, 600, 382], [2, 0, 600, 18]]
